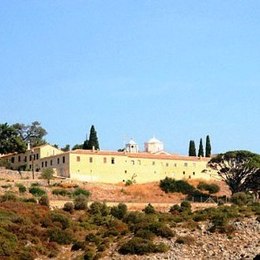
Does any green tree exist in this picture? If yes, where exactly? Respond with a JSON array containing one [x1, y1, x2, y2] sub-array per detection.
[[12, 121, 47, 148], [72, 144, 83, 150], [0, 123, 26, 154], [61, 144, 70, 152], [205, 135, 211, 157], [188, 140, 196, 156], [208, 150, 260, 194], [198, 138, 204, 157], [41, 168, 54, 185], [84, 125, 100, 150]]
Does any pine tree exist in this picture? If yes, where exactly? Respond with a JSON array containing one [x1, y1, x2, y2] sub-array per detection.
[[188, 140, 196, 156], [86, 125, 100, 150], [205, 135, 211, 157], [198, 138, 204, 157]]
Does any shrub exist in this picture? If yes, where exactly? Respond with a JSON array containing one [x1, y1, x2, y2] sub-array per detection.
[[16, 183, 26, 193], [143, 203, 156, 214], [22, 197, 37, 203], [47, 227, 73, 244], [71, 241, 86, 251], [31, 182, 41, 187], [29, 187, 46, 197], [231, 192, 252, 206], [111, 203, 127, 219], [50, 211, 70, 229], [63, 202, 74, 213], [147, 222, 175, 239], [159, 177, 194, 194], [89, 202, 110, 216], [175, 235, 195, 245], [74, 194, 89, 210], [52, 188, 71, 197], [118, 237, 169, 255], [135, 229, 156, 240], [0, 228, 18, 256], [0, 192, 18, 202], [197, 182, 220, 194], [73, 188, 91, 198], [39, 195, 49, 207]]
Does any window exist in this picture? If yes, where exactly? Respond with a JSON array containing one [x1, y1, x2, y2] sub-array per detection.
[[103, 157, 107, 163], [77, 156, 80, 162], [189, 175, 191, 179], [57, 158, 60, 164], [131, 160, 135, 165], [166, 163, 169, 167], [111, 157, 115, 164], [36, 154, 39, 160], [183, 171, 185, 175], [152, 161, 155, 165], [193, 172, 195, 175], [63, 156, 65, 163], [18, 156, 21, 162], [45, 161, 47, 167], [125, 170, 127, 174], [89, 157, 93, 163], [138, 160, 141, 165], [29, 155, 32, 161], [24, 156, 27, 162], [11, 157, 15, 163], [42, 162, 44, 167], [184, 162, 188, 167], [174, 163, 177, 167], [50, 160, 53, 166]]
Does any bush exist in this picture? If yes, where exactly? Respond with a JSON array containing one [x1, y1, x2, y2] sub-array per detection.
[[89, 202, 110, 216], [0, 228, 18, 256], [111, 203, 127, 219], [50, 212, 70, 229], [159, 177, 194, 194], [197, 182, 220, 194], [29, 187, 46, 197], [118, 237, 169, 255], [74, 194, 89, 210], [39, 195, 49, 207], [16, 183, 26, 193], [143, 203, 156, 214], [0, 192, 18, 202], [147, 222, 175, 239], [47, 227, 73, 244], [135, 229, 156, 240], [52, 188, 71, 197], [63, 202, 74, 213], [175, 235, 195, 245], [231, 192, 252, 206], [73, 188, 91, 198]]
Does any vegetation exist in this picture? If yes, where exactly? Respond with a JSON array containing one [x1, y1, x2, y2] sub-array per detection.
[[29, 187, 46, 197], [83, 125, 100, 150], [208, 150, 260, 194], [205, 135, 211, 157], [197, 182, 220, 194], [198, 138, 204, 157], [0, 186, 258, 259], [188, 140, 196, 156], [160, 177, 195, 194], [41, 168, 54, 185]]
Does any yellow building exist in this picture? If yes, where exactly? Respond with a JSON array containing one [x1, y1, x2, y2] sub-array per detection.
[[0, 140, 217, 183]]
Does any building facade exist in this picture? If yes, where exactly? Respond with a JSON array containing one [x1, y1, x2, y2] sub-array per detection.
[[0, 142, 217, 183]]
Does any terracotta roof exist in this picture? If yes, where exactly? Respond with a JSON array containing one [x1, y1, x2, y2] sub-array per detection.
[[69, 149, 210, 162]]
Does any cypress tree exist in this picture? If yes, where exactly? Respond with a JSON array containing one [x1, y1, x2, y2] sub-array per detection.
[[198, 138, 204, 157], [188, 140, 196, 156], [205, 135, 211, 157], [86, 125, 100, 150]]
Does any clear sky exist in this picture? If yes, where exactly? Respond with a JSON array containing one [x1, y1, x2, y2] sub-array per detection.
[[0, 1, 260, 155]]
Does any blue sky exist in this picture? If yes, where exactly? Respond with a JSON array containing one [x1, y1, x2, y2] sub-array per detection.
[[0, 1, 259, 154]]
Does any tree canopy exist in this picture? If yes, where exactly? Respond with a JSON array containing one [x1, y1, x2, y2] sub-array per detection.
[[205, 135, 211, 157], [83, 125, 100, 150], [13, 121, 47, 147], [208, 150, 260, 194], [198, 138, 204, 157], [0, 123, 26, 154], [188, 140, 196, 156]]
